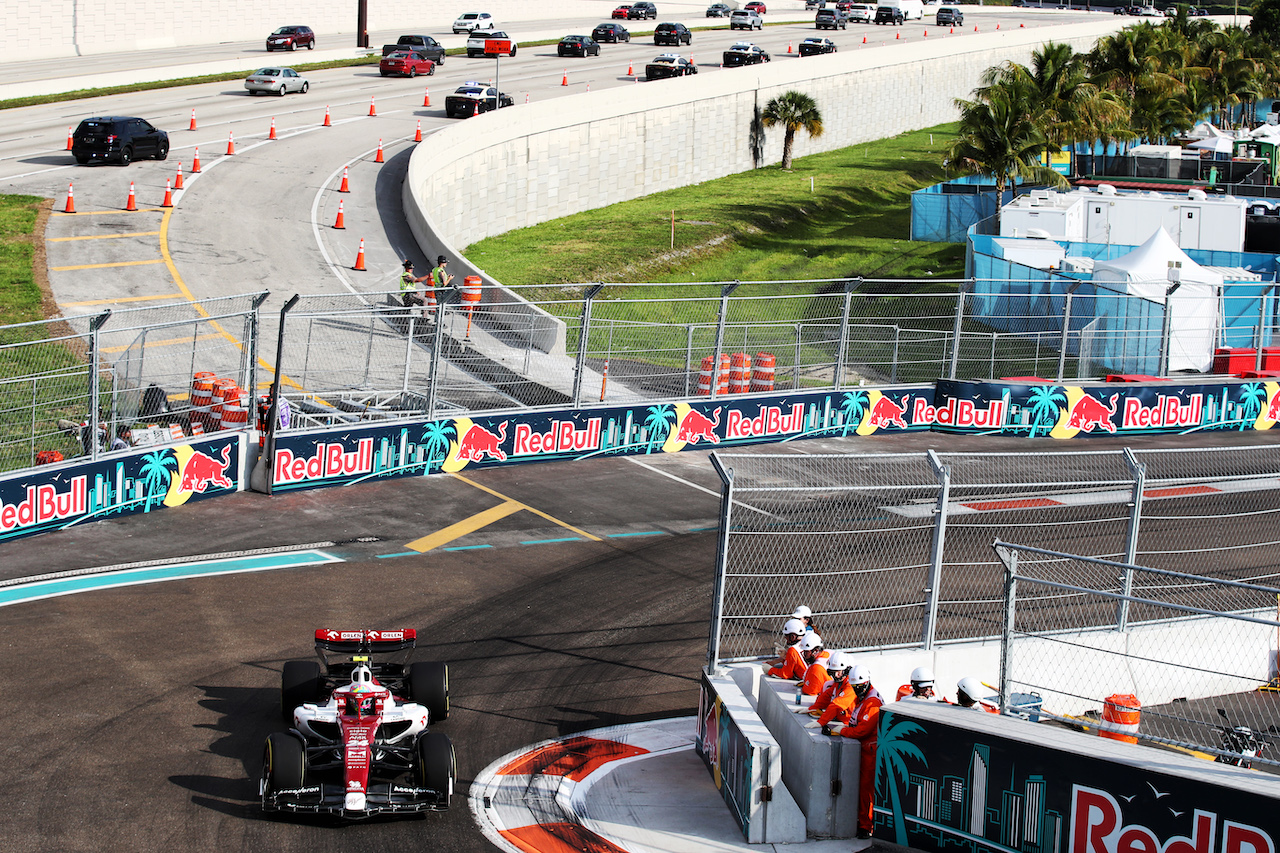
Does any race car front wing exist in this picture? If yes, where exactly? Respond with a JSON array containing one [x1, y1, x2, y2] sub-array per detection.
[[263, 780, 449, 816]]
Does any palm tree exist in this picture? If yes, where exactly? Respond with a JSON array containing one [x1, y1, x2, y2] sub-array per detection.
[[1088, 24, 1190, 142], [137, 450, 176, 511], [1239, 382, 1267, 426], [760, 91, 824, 170], [839, 390, 869, 435], [643, 404, 676, 452], [419, 420, 456, 471], [876, 713, 927, 847], [1025, 385, 1067, 437], [945, 77, 1068, 228]]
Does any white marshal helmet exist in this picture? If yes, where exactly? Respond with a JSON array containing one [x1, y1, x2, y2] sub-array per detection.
[[910, 666, 935, 688], [825, 651, 851, 673], [957, 676, 984, 704], [800, 632, 824, 652], [850, 664, 871, 686], [791, 605, 813, 620], [782, 617, 806, 637]]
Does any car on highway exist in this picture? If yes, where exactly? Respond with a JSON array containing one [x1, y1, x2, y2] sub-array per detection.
[[745, 0, 768, 12], [71, 116, 169, 166], [628, 1, 659, 18], [729, 8, 764, 28], [379, 51, 435, 77], [722, 42, 770, 66], [266, 25, 314, 51], [798, 36, 837, 55], [815, 8, 848, 28], [381, 35, 446, 64], [874, 4, 906, 23], [645, 53, 698, 80], [847, 3, 875, 21], [707, 2, 734, 15], [466, 30, 516, 57], [592, 22, 632, 42], [452, 12, 496, 33], [245, 66, 312, 94], [261, 629, 453, 819], [445, 83, 515, 117], [935, 5, 963, 24], [558, 35, 601, 56], [612, 5, 632, 17], [654, 22, 692, 45]]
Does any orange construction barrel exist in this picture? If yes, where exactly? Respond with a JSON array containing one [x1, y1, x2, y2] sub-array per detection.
[[220, 402, 249, 431], [191, 372, 215, 406], [697, 356, 715, 395], [716, 353, 730, 395], [460, 275, 482, 305], [729, 352, 752, 394], [1100, 694, 1141, 743], [751, 352, 776, 392]]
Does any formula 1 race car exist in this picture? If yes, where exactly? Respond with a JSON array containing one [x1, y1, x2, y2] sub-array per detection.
[[260, 628, 453, 818]]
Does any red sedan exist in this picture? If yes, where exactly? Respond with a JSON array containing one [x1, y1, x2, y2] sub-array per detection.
[[745, 1, 767, 12], [380, 50, 436, 78], [611, 5, 631, 17]]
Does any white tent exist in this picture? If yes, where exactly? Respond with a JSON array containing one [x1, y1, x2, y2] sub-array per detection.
[[1091, 228, 1221, 372]]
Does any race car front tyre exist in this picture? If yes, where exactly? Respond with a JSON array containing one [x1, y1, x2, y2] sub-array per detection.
[[410, 660, 449, 722], [415, 732, 455, 805], [262, 732, 306, 801], [281, 660, 322, 722]]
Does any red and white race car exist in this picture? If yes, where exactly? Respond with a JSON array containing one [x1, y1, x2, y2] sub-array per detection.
[[260, 629, 453, 818]]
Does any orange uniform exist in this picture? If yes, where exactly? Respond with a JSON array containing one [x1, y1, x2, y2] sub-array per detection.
[[767, 644, 806, 680], [837, 686, 884, 835], [811, 679, 857, 727], [801, 661, 831, 696], [895, 683, 911, 701]]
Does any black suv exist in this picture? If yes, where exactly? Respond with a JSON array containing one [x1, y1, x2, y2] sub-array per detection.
[[654, 22, 692, 45], [874, 4, 905, 23], [815, 8, 848, 28], [71, 117, 169, 166], [628, 2, 658, 18]]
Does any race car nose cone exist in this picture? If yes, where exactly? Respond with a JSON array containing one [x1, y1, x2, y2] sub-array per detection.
[[345, 792, 367, 812]]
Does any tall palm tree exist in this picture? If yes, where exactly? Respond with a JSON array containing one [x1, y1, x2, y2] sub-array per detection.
[[1088, 24, 1190, 142], [761, 91, 824, 170], [945, 77, 1068, 228]]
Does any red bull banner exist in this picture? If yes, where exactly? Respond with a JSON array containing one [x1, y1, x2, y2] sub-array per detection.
[[0, 435, 243, 542], [267, 387, 934, 492], [697, 670, 756, 838], [932, 379, 1280, 438]]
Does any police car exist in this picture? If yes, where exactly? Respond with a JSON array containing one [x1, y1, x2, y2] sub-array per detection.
[[644, 53, 698, 80], [798, 37, 837, 56], [444, 82, 516, 117], [721, 42, 771, 67]]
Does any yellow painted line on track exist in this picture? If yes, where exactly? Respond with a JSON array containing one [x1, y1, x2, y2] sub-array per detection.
[[51, 258, 163, 271], [64, 293, 186, 307], [451, 474, 602, 542], [50, 231, 161, 242], [100, 333, 224, 354], [405, 500, 524, 553]]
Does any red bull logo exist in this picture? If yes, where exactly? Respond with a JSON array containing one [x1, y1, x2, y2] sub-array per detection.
[[1070, 785, 1271, 853], [0, 475, 87, 532], [1121, 394, 1203, 430], [1066, 393, 1119, 433], [179, 445, 234, 492], [274, 439, 374, 484], [867, 395, 909, 429], [677, 408, 721, 444], [725, 404, 804, 439], [1268, 391, 1280, 422], [912, 397, 1005, 429], [457, 421, 508, 462], [513, 418, 601, 457]]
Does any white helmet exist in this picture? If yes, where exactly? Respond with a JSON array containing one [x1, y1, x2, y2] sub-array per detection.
[[782, 618, 806, 637], [825, 651, 851, 674], [791, 605, 813, 620], [910, 666, 935, 688], [957, 676, 984, 706], [800, 632, 824, 652], [850, 665, 871, 686]]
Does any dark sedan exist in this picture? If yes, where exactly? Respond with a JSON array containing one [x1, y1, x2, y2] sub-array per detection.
[[654, 22, 692, 46], [558, 35, 601, 57], [592, 22, 632, 42], [707, 3, 733, 15], [721, 42, 770, 66], [645, 54, 698, 80], [798, 37, 837, 56]]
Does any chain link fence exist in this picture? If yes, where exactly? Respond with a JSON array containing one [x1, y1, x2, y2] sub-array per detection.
[[993, 541, 1280, 770]]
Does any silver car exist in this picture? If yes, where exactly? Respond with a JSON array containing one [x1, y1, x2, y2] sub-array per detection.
[[244, 67, 310, 96]]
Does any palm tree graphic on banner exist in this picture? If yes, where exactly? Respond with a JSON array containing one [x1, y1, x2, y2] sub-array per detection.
[[1238, 382, 1266, 429], [840, 390, 869, 435], [877, 711, 927, 846], [137, 450, 176, 511], [643, 404, 676, 452], [1023, 385, 1067, 437], [420, 420, 457, 472]]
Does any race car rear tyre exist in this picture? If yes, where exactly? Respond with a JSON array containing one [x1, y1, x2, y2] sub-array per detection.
[[262, 732, 306, 797], [410, 661, 449, 722], [415, 732, 454, 805], [281, 660, 322, 722]]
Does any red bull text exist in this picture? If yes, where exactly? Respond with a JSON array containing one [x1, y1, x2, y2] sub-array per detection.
[[0, 476, 86, 532], [513, 419, 601, 457], [912, 397, 1005, 428], [274, 439, 374, 484], [1121, 394, 1204, 430], [1069, 785, 1272, 853], [724, 404, 805, 439]]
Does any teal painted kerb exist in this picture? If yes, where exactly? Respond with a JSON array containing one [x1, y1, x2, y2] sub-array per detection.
[[0, 550, 341, 608]]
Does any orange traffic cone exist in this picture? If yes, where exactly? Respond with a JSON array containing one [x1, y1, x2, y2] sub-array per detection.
[[268, 117, 277, 140], [996, 21, 1000, 28], [174, 163, 184, 189], [787, 41, 792, 53], [895, 30, 900, 38], [63, 182, 75, 213], [1020, 22, 1024, 27], [974, 24, 978, 30], [863, 34, 867, 43], [599, 358, 609, 401], [339, 167, 350, 193], [192, 147, 201, 173], [375, 139, 384, 163], [323, 105, 332, 127], [125, 182, 137, 211], [226, 131, 236, 155], [561, 69, 568, 86], [423, 87, 431, 107], [333, 199, 346, 229], [161, 179, 173, 208], [586, 83, 591, 93], [924, 28, 928, 36], [189, 109, 197, 131], [65, 126, 73, 150], [950, 26, 954, 33], [627, 62, 633, 76], [368, 96, 377, 116], [352, 238, 367, 271], [414, 120, 422, 142]]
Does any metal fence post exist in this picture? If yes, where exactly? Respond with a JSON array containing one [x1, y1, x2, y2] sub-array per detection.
[[948, 282, 969, 380], [1057, 291, 1074, 382], [793, 324, 801, 390], [572, 284, 603, 406], [427, 289, 460, 419], [710, 282, 740, 399], [1117, 447, 1146, 631], [707, 452, 736, 674], [685, 324, 694, 397], [403, 314, 417, 393], [921, 449, 951, 650], [247, 291, 269, 397], [993, 542, 1018, 716], [833, 279, 859, 389], [1158, 298, 1172, 377], [263, 294, 300, 496], [87, 311, 112, 462]]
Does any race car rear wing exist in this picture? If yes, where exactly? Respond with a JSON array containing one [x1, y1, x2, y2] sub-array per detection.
[[313, 629, 417, 655]]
